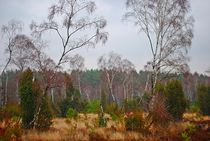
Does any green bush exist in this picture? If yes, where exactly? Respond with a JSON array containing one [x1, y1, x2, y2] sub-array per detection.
[[60, 93, 86, 117], [98, 113, 107, 127], [60, 75, 86, 117], [18, 69, 53, 130], [155, 82, 165, 94], [85, 100, 100, 113], [124, 98, 141, 112], [19, 69, 37, 129], [34, 96, 53, 131], [165, 80, 187, 120], [197, 85, 210, 116], [188, 103, 200, 113], [66, 108, 78, 119], [181, 123, 197, 141], [105, 103, 124, 121]]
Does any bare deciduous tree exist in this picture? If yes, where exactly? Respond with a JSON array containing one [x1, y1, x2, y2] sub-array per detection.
[[29, 39, 59, 127], [29, 0, 108, 128], [1, 20, 23, 75], [206, 67, 210, 75], [29, 0, 108, 98], [69, 54, 85, 94], [30, 0, 108, 67], [121, 59, 135, 100], [98, 52, 122, 103], [0, 20, 23, 105], [10, 34, 36, 71], [124, 0, 194, 94]]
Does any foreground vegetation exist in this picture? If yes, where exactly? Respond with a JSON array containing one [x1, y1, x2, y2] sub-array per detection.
[[1, 112, 210, 141]]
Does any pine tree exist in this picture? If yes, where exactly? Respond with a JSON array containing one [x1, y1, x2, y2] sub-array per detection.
[[32, 76, 52, 131], [165, 80, 187, 120], [60, 74, 86, 117], [155, 82, 165, 94], [19, 68, 36, 129], [197, 84, 210, 115], [19, 68, 53, 130], [34, 95, 52, 130]]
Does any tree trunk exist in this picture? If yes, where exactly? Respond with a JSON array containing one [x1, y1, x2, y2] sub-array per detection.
[[51, 88, 54, 104], [0, 78, 3, 106], [108, 84, 116, 103], [78, 73, 82, 95], [5, 75, 8, 105], [123, 80, 126, 100]]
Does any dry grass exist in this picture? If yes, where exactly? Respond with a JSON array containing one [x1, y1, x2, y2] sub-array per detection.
[[183, 112, 210, 121], [22, 130, 66, 141], [22, 114, 145, 141], [21, 113, 210, 141]]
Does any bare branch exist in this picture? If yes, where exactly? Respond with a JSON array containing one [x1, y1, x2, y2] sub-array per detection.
[[1, 20, 23, 75], [124, 0, 194, 94], [30, 0, 108, 69]]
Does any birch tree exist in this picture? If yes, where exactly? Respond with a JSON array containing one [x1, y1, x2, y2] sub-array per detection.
[[10, 35, 36, 71], [98, 52, 122, 103], [121, 59, 135, 100], [207, 67, 210, 75], [30, 0, 108, 96], [29, 0, 107, 129], [69, 54, 85, 94], [30, 0, 108, 68], [124, 0, 194, 94], [1, 20, 23, 75], [0, 20, 23, 105]]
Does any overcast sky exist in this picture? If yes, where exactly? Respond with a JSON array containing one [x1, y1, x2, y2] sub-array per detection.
[[0, 0, 210, 74]]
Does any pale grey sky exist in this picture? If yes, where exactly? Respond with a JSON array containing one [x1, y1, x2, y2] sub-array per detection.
[[0, 0, 210, 74]]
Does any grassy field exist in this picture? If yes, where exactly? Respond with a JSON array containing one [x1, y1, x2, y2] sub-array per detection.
[[17, 113, 210, 141]]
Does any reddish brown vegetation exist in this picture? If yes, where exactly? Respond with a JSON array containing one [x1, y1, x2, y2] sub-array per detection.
[[1, 113, 210, 141]]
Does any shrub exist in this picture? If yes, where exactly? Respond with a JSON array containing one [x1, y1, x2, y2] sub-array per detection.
[[155, 82, 165, 94], [34, 96, 53, 131], [66, 108, 78, 119], [148, 93, 171, 127], [100, 89, 108, 111], [181, 123, 197, 141], [139, 92, 151, 111], [60, 94, 86, 117], [197, 84, 210, 116], [98, 112, 107, 127], [124, 98, 141, 112], [165, 80, 187, 120], [105, 103, 124, 121], [60, 76, 86, 117], [188, 103, 200, 113], [125, 111, 145, 132], [85, 100, 100, 113], [0, 118, 22, 141], [0, 104, 21, 121], [60, 99, 70, 117]]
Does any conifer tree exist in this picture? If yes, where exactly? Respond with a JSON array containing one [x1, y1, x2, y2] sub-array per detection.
[[34, 95, 52, 130], [197, 85, 210, 116], [165, 80, 187, 120], [19, 68, 36, 128]]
